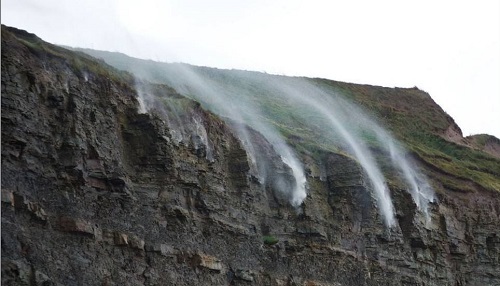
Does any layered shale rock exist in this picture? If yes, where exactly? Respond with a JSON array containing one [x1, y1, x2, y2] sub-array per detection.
[[2, 26, 500, 286]]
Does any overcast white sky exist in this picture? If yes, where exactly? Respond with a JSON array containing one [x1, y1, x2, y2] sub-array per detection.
[[2, 0, 499, 138]]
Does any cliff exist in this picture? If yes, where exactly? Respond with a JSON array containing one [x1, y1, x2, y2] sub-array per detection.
[[2, 25, 500, 286]]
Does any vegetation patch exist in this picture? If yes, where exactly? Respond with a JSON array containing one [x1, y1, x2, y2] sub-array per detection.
[[263, 235, 279, 245]]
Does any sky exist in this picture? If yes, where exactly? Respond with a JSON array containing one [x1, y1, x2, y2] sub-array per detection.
[[2, 0, 499, 138]]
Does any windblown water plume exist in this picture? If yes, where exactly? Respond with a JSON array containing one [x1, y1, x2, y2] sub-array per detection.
[[297, 79, 436, 220], [374, 131, 435, 220], [133, 80, 219, 164], [144, 64, 308, 207], [302, 82, 436, 218], [256, 77, 397, 226], [81, 50, 435, 224], [163, 68, 396, 225], [134, 80, 150, 114], [134, 81, 187, 145]]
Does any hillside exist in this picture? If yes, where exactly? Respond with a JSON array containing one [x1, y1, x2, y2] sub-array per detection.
[[74, 48, 500, 193], [2, 25, 500, 285]]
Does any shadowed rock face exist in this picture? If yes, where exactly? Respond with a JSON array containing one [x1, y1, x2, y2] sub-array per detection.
[[2, 26, 500, 286]]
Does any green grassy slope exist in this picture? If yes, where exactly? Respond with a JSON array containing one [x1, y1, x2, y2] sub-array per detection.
[[316, 80, 500, 192]]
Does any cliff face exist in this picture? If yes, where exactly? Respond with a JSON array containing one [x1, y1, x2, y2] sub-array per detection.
[[2, 26, 500, 286]]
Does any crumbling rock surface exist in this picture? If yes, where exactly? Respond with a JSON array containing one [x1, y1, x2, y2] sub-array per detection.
[[2, 26, 500, 286]]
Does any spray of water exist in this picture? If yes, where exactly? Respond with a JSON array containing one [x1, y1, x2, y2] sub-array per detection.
[[254, 123, 307, 207], [379, 135, 435, 220], [152, 64, 308, 207], [215, 72, 433, 226], [297, 79, 435, 220], [97, 53, 434, 224], [310, 102, 396, 226], [134, 81, 185, 145], [306, 84, 436, 219], [266, 79, 396, 226], [192, 116, 214, 161], [135, 84, 148, 114], [280, 148, 308, 206]]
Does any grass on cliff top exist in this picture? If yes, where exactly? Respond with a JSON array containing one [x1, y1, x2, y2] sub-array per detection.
[[466, 134, 500, 152], [315, 79, 500, 192]]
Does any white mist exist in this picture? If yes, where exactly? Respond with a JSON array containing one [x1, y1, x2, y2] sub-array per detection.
[[157, 65, 308, 207], [274, 81, 396, 226]]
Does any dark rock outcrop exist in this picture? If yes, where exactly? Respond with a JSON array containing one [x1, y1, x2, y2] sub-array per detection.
[[2, 26, 500, 286]]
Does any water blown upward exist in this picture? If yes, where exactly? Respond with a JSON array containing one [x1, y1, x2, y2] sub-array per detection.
[[381, 136, 435, 219], [156, 65, 308, 207], [269, 79, 397, 226], [101, 57, 436, 224], [307, 101, 396, 226], [311, 87, 436, 218], [276, 144, 308, 207], [298, 79, 436, 221]]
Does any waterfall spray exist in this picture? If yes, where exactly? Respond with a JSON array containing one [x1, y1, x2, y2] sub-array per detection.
[[156, 65, 308, 207], [316, 87, 436, 219], [274, 82, 396, 226], [383, 139, 435, 219], [129, 61, 434, 224], [304, 79, 436, 221]]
